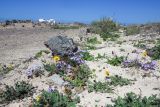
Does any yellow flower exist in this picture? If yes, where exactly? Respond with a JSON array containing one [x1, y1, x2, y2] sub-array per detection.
[[53, 55, 60, 62], [105, 69, 110, 77], [36, 95, 41, 102], [141, 50, 147, 57]]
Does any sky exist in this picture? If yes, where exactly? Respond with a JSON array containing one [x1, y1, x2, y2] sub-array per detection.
[[0, 0, 160, 24]]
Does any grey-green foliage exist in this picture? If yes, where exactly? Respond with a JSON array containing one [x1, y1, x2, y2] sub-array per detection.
[[0, 64, 14, 75], [64, 64, 92, 87], [35, 50, 50, 59], [81, 51, 95, 61], [33, 91, 77, 107], [106, 92, 160, 107], [91, 17, 118, 34], [125, 25, 140, 36], [107, 56, 124, 66], [90, 17, 119, 41], [0, 81, 34, 103], [44, 63, 56, 73], [87, 37, 101, 44], [88, 75, 132, 93], [147, 41, 160, 60], [88, 81, 113, 93], [100, 32, 120, 41], [109, 75, 131, 86]]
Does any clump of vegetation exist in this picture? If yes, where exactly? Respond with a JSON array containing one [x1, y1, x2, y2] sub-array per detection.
[[35, 50, 50, 59], [107, 92, 160, 107], [0, 64, 14, 75], [107, 56, 124, 66], [88, 75, 132, 93], [134, 41, 146, 49], [109, 75, 132, 86], [84, 44, 96, 50], [90, 17, 119, 41], [54, 24, 80, 29], [147, 41, 160, 60], [88, 81, 113, 93], [95, 53, 108, 60], [33, 91, 78, 107], [125, 25, 140, 36], [100, 32, 120, 41], [81, 51, 95, 61], [0, 81, 34, 103], [64, 64, 92, 87], [91, 17, 118, 34], [44, 63, 56, 76], [87, 37, 101, 44]]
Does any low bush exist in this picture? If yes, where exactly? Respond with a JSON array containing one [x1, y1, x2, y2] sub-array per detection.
[[125, 25, 140, 36], [91, 17, 118, 34], [44, 63, 56, 76], [87, 37, 101, 44], [84, 44, 96, 50], [64, 64, 92, 87], [95, 53, 107, 60], [35, 50, 50, 59], [133, 41, 146, 49], [147, 42, 160, 60], [81, 51, 95, 61], [0, 81, 34, 103], [0, 64, 14, 75], [100, 32, 120, 41], [109, 75, 131, 86], [88, 75, 132, 93], [33, 91, 78, 107], [107, 92, 160, 107], [107, 56, 124, 66], [88, 81, 113, 93]]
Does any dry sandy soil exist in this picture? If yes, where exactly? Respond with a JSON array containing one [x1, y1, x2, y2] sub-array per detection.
[[0, 26, 84, 64], [0, 25, 160, 107]]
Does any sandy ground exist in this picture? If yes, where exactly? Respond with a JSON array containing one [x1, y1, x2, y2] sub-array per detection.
[[0, 27, 84, 64], [0, 26, 160, 107]]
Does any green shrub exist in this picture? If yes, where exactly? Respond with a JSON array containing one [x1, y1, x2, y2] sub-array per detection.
[[88, 81, 113, 93], [134, 41, 146, 49], [44, 63, 56, 73], [91, 17, 118, 34], [109, 75, 131, 86], [147, 42, 160, 60], [0, 64, 14, 75], [100, 32, 119, 41], [87, 37, 101, 44], [107, 56, 124, 66], [0, 81, 34, 103], [64, 64, 92, 87], [81, 51, 95, 61], [33, 91, 77, 107], [126, 25, 140, 36], [35, 50, 50, 59], [107, 92, 160, 107], [54, 25, 80, 29], [84, 44, 96, 50], [88, 75, 132, 93], [95, 53, 107, 60]]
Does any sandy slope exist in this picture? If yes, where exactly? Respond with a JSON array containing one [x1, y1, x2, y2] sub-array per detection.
[[0, 27, 160, 107]]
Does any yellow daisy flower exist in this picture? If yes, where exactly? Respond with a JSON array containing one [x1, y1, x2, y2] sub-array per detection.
[[36, 95, 41, 102], [141, 50, 147, 57], [53, 55, 60, 62], [105, 69, 110, 77]]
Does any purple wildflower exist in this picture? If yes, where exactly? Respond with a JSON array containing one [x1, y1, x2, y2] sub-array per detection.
[[48, 86, 54, 92]]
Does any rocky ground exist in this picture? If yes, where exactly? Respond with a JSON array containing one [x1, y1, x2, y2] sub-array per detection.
[[0, 25, 160, 107]]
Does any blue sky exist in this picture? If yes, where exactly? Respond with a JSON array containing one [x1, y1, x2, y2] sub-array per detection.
[[0, 0, 160, 24]]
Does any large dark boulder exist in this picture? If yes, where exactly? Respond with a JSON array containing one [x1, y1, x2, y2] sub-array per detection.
[[44, 36, 78, 56]]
